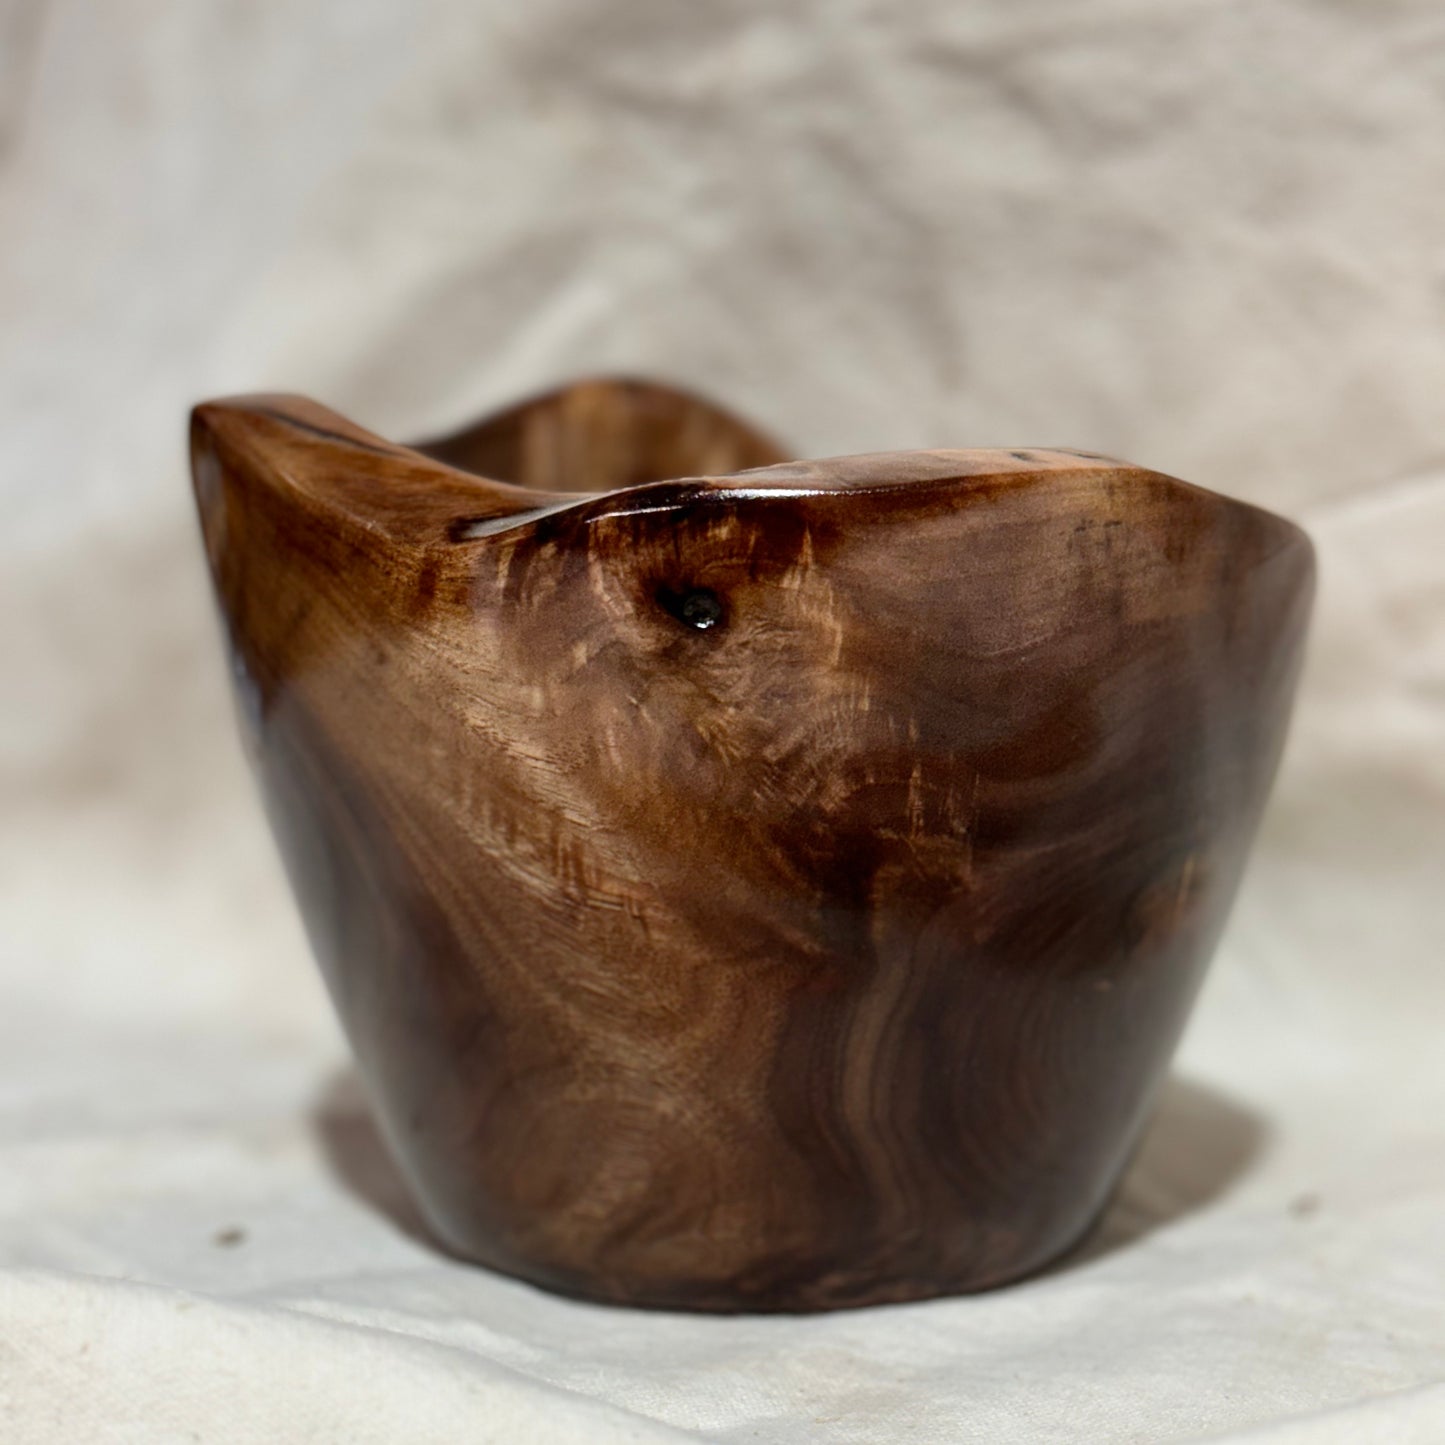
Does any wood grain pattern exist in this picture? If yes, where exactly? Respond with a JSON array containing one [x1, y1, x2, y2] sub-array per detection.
[[189, 377, 1314, 1312]]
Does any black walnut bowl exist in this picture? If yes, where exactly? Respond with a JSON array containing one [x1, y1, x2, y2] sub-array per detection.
[[189, 378, 1314, 1312]]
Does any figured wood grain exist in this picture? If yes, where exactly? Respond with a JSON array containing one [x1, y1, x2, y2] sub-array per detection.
[[190, 377, 1314, 1312]]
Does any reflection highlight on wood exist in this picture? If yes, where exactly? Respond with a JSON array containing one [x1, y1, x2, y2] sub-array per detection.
[[190, 378, 1314, 1312]]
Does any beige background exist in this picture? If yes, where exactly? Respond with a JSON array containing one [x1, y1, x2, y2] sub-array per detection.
[[3, 2, 1444, 1440]]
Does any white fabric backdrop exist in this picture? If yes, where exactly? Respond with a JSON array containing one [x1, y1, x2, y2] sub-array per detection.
[[3, 2, 1444, 1440]]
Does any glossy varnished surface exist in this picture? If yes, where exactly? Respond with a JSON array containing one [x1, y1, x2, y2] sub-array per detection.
[[190, 379, 1314, 1311], [415, 376, 787, 494]]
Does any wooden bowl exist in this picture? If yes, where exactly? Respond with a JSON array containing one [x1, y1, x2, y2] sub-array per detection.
[[189, 378, 1314, 1312]]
